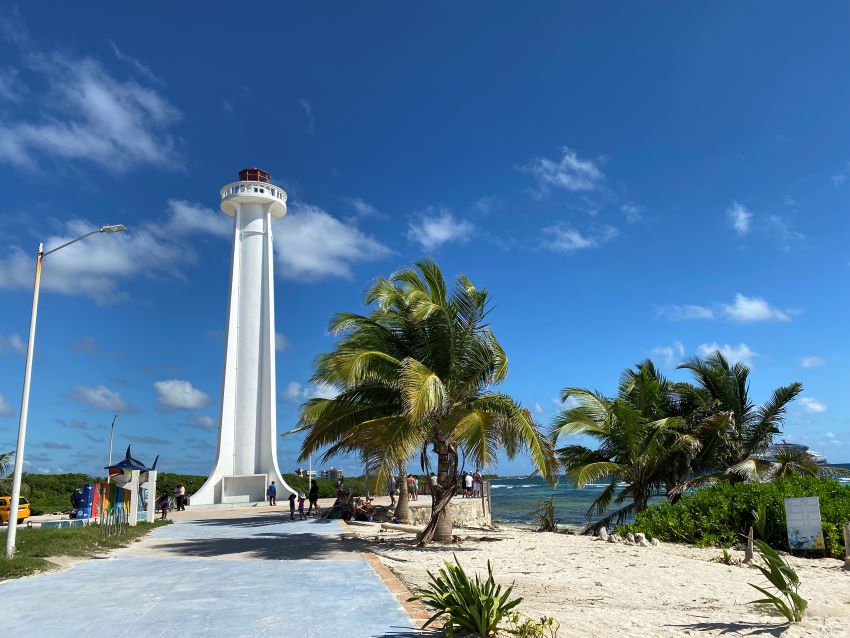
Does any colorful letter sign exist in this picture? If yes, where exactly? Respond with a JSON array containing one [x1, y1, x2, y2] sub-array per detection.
[[784, 496, 825, 551]]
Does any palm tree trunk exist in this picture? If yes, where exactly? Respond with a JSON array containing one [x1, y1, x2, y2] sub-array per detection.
[[418, 440, 457, 544], [394, 461, 411, 523]]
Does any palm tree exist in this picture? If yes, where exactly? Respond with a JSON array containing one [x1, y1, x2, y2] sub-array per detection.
[[678, 351, 803, 467], [552, 362, 700, 529], [727, 447, 850, 482], [297, 259, 555, 543]]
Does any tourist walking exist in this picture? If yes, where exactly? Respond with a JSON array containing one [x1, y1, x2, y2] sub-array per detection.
[[156, 492, 170, 520], [288, 492, 296, 520], [308, 479, 319, 517], [175, 483, 186, 511], [267, 481, 277, 506]]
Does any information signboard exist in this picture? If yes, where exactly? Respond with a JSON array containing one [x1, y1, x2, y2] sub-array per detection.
[[784, 496, 825, 551]]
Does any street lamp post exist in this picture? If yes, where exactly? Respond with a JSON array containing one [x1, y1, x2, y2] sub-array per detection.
[[4, 224, 126, 559]]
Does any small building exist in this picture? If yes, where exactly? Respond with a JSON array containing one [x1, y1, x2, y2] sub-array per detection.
[[294, 468, 316, 478], [319, 467, 344, 481]]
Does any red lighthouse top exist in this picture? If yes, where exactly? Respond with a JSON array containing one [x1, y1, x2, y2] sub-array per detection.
[[239, 167, 270, 183]]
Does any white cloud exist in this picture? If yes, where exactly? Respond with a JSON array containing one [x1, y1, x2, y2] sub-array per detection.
[[407, 208, 474, 250], [69, 385, 132, 412], [552, 396, 580, 410], [0, 333, 26, 355], [70, 336, 98, 354], [275, 202, 392, 281], [765, 216, 805, 250], [727, 201, 752, 235], [799, 397, 827, 414], [543, 224, 618, 253], [656, 304, 715, 321], [533, 403, 544, 415], [160, 200, 230, 238], [0, 67, 27, 103], [108, 40, 163, 86], [651, 341, 685, 368], [283, 381, 339, 403], [621, 203, 643, 223], [0, 217, 190, 303], [299, 98, 315, 135], [697, 342, 757, 366], [722, 293, 790, 322], [801, 355, 825, 368], [0, 23, 181, 171], [831, 162, 850, 186], [189, 414, 216, 429], [520, 146, 604, 195], [348, 197, 379, 217], [154, 379, 211, 411], [275, 332, 288, 352], [0, 394, 13, 417]]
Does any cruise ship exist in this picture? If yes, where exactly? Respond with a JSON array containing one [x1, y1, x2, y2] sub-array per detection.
[[755, 440, 828, 465]]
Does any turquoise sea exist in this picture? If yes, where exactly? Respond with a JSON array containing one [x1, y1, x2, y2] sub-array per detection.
[[489, 463, 850, 526]]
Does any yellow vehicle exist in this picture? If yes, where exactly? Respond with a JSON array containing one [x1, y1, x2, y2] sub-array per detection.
[[0, 496, 30, 524]]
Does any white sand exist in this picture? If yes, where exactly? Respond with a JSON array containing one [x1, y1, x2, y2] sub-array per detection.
[[350, 524, 850, 637]]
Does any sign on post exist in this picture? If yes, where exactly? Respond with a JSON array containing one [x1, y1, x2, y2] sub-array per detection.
[[784, 497, 825, 551]]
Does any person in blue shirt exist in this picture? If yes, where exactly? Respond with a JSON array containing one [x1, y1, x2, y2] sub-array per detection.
[[267, 481, 277, 506]]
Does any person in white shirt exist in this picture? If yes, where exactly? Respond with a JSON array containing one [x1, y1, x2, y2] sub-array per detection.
[[463, 472, 473, 497]]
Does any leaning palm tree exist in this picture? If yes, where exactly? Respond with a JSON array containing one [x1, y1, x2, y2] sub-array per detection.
[[552, 363, 701, 530], [297, 259, 555, 543], [727, 447, 850, 482]]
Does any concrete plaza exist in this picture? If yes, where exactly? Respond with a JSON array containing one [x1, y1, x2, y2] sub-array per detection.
[[3, 509, 423, 637]]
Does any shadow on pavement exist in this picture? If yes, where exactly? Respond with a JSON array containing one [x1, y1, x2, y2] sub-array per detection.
[[158, 531, 368, 560]]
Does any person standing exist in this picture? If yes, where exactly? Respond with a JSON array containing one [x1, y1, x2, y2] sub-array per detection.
[[406, 474, 416, 501], [463, 471, 473, 497], [175, 483, 186, 511], [429, 472, 438, 495], [297, 493, 306, 520], [288, 491, 296, 520], [388, 475, 396, 507], [307, 479, 319, 517], [472, 469, 482, 498], [156, 492, 170, 520], [267, 481, 277, 506]]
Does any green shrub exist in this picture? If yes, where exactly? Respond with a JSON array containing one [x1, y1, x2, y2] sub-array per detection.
[[749, 540, 807, 623], [411, 554, 523, 637], [618, 475, 850, 558]]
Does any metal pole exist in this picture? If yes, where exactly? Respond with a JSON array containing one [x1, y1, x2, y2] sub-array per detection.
[[106, 415, 117, 485], [5, 244, 43, 558]]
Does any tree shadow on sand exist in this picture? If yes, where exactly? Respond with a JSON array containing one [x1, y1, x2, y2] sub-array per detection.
[[157, 531, 369, 560], [666, 621, 789, 636]]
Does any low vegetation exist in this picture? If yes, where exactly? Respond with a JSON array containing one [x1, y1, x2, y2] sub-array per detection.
[[618, 475, 850, 558], [411, 555, 558, 637], [749, 540, 807, 623], [533, 498, 560, 532], [0, 520, 169, 581]]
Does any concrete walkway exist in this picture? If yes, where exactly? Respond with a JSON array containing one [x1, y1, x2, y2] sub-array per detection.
[[2, 509, 423, 637]]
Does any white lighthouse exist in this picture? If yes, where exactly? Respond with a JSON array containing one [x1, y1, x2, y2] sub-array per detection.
[[193, 168, 295, 505]]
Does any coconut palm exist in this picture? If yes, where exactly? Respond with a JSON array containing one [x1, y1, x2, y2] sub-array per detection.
[[727, 447, 850, 482], [297, 259, 555, 543], [552, 362, 700, 529], [677, 351, 803, 466]]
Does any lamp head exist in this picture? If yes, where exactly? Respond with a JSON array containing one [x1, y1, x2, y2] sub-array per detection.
[[100, 224, 127, 233]]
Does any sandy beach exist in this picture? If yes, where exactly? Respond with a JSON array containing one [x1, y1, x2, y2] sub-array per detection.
[[347, 522, 850, 637]]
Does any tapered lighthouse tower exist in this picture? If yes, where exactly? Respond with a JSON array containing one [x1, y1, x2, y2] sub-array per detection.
[[193, 168, 295, 505]]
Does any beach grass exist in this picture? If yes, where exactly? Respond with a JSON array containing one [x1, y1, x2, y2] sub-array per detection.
[[0, 520, 169, 581]]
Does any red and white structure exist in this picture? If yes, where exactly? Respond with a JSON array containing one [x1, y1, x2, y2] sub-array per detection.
[[193, 168, 295, 505]]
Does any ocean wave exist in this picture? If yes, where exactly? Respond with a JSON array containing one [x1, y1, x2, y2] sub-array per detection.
[[491, 484, 535, 490]]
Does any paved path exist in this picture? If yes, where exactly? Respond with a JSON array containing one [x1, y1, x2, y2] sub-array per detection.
[[3, 511, 422, 637]]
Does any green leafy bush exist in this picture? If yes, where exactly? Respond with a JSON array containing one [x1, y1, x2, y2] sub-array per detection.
[[411, 554, 523, 637], [618, 475, 850, 558], [749, 540, 807, 623]]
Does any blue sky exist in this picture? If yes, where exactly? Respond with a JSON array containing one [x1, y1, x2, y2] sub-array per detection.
[[0, 3, 848, 478]]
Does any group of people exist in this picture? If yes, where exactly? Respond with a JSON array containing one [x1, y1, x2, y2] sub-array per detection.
[[461, 469, 483, 498], [267, 479, 321, 520]]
